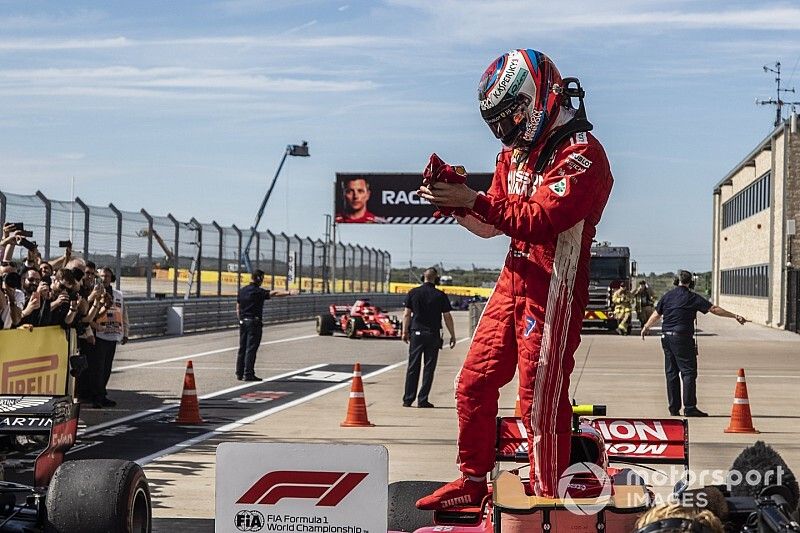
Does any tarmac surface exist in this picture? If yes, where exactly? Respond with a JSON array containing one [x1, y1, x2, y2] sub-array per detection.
[[64, 310, 800, 531]]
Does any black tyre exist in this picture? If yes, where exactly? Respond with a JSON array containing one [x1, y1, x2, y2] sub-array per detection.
[[346, 317, 366, 339], [388, 480, 445, 532], [46, 459, 151, 533], [316, 314, 336, 336]]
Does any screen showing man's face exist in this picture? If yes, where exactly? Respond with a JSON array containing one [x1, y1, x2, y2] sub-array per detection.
[[344, 178, 370, 215]]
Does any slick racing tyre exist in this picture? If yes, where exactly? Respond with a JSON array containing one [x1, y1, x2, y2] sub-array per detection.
[[46, 459, 152, 533], [388, 480, 445, 532], [316, 314, 336, 335], [346, 317, 366, 338]]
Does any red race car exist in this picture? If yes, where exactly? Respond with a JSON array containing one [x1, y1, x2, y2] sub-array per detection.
[[388, 405, 691, 533], [316, 300, 402, 339]]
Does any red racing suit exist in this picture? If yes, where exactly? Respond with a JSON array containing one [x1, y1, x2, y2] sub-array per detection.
[[456, 130, 613, 497]]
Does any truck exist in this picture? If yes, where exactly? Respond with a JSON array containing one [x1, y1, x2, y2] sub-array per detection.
[[582, 243, 636, 331]]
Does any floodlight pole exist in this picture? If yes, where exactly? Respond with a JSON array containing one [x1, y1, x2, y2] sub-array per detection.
[[241, 141, 309, 273]]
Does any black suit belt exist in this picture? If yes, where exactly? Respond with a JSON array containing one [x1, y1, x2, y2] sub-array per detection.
[[661, 331, 693, 337]]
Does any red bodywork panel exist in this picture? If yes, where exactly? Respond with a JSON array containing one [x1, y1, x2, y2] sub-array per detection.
[[495, 416, 688, 467], [328, 301, 401, 338]]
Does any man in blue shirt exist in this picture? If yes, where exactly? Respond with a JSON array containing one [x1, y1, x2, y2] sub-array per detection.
[[641, 270, 747, 417], [236, 270, 293, 381]]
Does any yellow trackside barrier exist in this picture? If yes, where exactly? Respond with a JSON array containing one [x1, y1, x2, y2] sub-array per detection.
[[388, 282, 493, 298], [161, 268, 492, 296], [0, 326, 70, 395]]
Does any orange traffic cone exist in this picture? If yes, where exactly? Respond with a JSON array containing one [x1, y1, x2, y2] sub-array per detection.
[[341, 363, 374, 427], [514, 395, 522, 417], [176, 360, 204, 424], [724, 368, 758, 434]]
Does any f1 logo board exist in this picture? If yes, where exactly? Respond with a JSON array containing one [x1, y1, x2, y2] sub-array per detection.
[[216, 442, 387, 533]]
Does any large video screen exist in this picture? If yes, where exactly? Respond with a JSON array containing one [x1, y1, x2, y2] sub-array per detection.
[[334, 172, 493, 224]]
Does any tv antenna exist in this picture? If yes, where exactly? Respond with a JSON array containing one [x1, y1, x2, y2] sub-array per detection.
[[756, 61, 800, 127]]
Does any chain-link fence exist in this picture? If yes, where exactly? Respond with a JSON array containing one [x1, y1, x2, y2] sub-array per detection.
[[1, 190, 391, 298]]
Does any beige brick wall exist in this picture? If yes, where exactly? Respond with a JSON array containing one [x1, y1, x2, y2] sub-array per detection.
[[714, 130, 791, 327]]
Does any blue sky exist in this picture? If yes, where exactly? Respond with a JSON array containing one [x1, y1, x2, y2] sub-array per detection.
[[1, 0, 798, 273]]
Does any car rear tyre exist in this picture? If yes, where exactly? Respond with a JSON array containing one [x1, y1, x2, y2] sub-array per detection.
[[388, 480, 445, 532], [46, 459, 152, 533], [316, 314, 336, 335]]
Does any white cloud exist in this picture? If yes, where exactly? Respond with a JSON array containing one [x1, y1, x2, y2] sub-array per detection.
[[386, 0, 800, 39], [0, 37, 130, 51], [0, 34, 411, 52], [0, 67, 377, 97]]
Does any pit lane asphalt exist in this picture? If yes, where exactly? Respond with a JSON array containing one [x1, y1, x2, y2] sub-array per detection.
[[65, 312, 800, 532]]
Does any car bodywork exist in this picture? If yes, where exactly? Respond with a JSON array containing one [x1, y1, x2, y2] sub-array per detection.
[[0, 327, 152, 532], [316, 300, 402, 339], [390, 405, 689, 533]]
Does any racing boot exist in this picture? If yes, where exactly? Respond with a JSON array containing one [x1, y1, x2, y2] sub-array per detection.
[[416, 475, 488, 510]]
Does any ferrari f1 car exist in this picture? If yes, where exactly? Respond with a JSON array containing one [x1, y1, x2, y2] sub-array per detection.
[[388, 405, 800, 533], [316, 300, 402, 339], [0, 327, 152, 532]]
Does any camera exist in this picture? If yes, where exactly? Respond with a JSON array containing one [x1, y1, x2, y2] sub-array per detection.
[[58, 240, 72, 248], [17, 230, 33, 238], [18, 238, 37, 251], [7, 222, 24, 231]]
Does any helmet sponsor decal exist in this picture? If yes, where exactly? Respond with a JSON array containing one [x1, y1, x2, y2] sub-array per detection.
[[480, 52, 523, 111]]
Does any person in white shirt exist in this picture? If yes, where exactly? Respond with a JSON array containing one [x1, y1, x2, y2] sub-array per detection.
[[91, 267, 129, 408]]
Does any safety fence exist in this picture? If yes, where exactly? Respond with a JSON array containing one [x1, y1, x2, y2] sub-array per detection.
[[127, 293, 406, 338], [0, 191, 390, 298]]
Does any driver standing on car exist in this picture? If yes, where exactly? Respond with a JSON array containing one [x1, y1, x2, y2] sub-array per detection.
[[416, 49, 613, 510], [401, 267, 456, 408], [235, 269, 293, 382]]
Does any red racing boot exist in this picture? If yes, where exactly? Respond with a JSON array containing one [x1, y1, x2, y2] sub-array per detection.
[[416, 476, 488, 510]]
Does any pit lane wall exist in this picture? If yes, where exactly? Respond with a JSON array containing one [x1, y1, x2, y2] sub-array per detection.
[[0, 326, 70, 395], [127, 292, 406, 339]]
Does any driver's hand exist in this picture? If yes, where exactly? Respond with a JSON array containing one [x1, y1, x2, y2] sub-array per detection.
[[449, 336, 456, 349]]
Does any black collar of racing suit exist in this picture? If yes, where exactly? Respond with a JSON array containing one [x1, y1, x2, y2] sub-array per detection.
[[534, 77, 593, 174]]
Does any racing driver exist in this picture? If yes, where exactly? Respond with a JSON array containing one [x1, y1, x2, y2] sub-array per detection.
[[416, 49, 613, 509]]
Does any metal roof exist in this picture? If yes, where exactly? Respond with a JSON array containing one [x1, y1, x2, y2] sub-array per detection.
[[713, 120, 787, 193]]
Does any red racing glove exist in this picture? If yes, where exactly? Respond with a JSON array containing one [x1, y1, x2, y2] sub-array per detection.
[[422, 153, 468, 218]]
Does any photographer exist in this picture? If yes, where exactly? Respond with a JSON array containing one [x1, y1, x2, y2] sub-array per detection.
[[0, 275, 22, 329], [641, 270, 747, 417], [634, 503, 724, 533], [90, 266, 128, 407]]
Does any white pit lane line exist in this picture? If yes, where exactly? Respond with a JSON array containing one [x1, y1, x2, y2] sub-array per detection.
[[81, 363, 328, 437], [113, 334, 318, 372], [135, 362, 407, 466], [136, 337, 471, 465]]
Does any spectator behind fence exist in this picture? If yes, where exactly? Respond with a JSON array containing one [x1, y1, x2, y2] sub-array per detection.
[[91, 266, 129, 407]]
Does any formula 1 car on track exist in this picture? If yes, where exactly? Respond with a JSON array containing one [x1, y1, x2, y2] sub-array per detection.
[[0, 328, 152, 533], [316, 300, 402, 339], [387, 405, 800, 533]]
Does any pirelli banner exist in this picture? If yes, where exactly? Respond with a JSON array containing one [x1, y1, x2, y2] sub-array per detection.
[[335, 172, 493, 224], [0, 326, 70, 396]]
